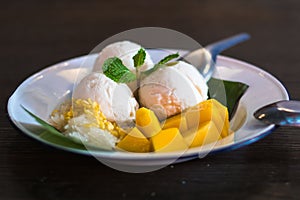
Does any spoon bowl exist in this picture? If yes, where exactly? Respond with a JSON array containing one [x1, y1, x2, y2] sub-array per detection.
[[254, 100, 300, 126]]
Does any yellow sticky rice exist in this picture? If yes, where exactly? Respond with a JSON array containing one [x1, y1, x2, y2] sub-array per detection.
[[50, 98, 125, 139]]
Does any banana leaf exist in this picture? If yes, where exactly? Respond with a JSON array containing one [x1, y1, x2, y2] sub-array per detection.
[[207, 78, 249, 119]]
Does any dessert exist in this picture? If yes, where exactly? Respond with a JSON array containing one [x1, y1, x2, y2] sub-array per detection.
[[48, 41, 231, 153]]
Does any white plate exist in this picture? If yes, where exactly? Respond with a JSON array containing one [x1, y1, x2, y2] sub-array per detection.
[[8, 50, 289, 171]]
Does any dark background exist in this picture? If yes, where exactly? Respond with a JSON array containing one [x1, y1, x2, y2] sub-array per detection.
[[1, 0, 300, 199]]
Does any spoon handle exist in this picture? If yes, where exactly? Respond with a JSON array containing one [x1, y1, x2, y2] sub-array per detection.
[[206, 33, 251, 62]]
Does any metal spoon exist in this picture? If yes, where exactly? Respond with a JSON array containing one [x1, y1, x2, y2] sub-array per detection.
[[182, 33, 250, 81], [254, 100, 300, 126]]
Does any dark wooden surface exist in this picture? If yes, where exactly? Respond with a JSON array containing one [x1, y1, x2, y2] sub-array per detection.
[[2, 0, 300, 199]]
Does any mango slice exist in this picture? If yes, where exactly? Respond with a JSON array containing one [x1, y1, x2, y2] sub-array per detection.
[[136, 107, 161, 138], [161, 114, 188, 133], [185, 99, 229, 138], [212, 99, 230, 137], [151, 128, 188, 152], [124, 99, 230, 153], [117, 127, 151, 153], [183, 121, 221, 148]]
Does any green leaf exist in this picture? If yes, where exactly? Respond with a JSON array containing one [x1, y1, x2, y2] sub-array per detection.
[[207, 78, 249, 119], [40, 131, 87, 150], [158, 53, 179, 65], [165, 61, 179, 67], [22, 106, 86, 149], [22, 106, 64, 138], [141, 63, 160, 76], [102, 57, 136, 83], [141, 53, 180, 77], [133, 48, 146, 68]]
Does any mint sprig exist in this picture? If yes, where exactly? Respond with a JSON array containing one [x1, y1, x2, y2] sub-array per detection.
[[157, 53, 179, 65], [132, 48, 146, 89], [102, 51, 179, 83], [142, 53, 179, 76], [102, 57, 136, 83], [133, 48, 146, 68]]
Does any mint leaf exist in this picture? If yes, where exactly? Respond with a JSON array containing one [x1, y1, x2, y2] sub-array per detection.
[[158, 53, 179, 65], [142, 53, 180, 77], [141, 64, 160, 76], [133, 48, 146, 68], [102, 57, 136, 83]]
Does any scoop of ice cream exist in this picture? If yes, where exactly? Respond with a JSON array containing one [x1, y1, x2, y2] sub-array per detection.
[[93, 41, 154, 92], [73, 72, 138, 125], [172, 61, 208, 100], [139, 61, 208, 119], [93, 41, 153, 73]]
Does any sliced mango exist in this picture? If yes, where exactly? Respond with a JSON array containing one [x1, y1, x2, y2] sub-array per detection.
[[183, 121, 221, 148], [117, 127, 151, 153], [202, 99, 229, 137], [126, 99, 230, 152], [185, 104, 208, 128], [184, 99, 229, 138], [151, 128, 188, 153], [136, 107, 161, 138], [220, 109, 229, 137], [161, 113, 188, 133], [212, 99, 230, 137]]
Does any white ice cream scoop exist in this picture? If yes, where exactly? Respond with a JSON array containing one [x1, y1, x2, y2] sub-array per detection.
[[93, 41, 153, 73], [171, 61, 208, 100], [139, 61, 208, 120], [93, 41, 154, 91], [73, 72, 138, 124]]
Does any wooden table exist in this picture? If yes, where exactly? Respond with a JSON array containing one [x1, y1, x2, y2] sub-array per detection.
[[2, 1, 300, 199]]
